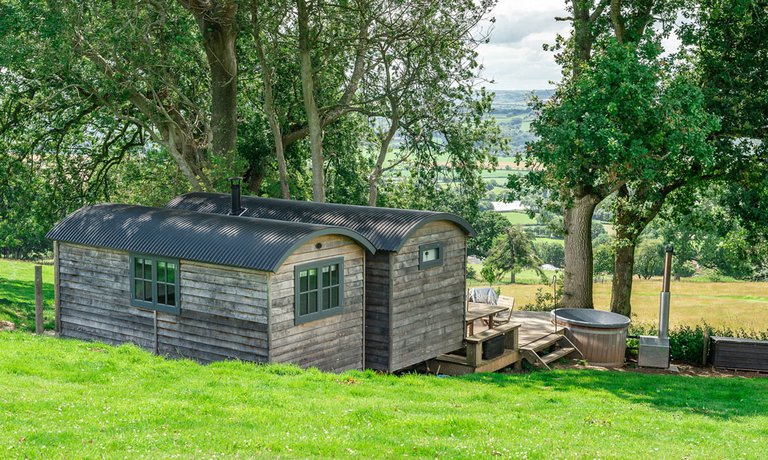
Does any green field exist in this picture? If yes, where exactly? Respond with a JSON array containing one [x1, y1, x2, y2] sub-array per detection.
[[1, 332, 767, 458], [468, 264, 768, 331], [500, 211, 536, 225], [0, 260, 54, 331]]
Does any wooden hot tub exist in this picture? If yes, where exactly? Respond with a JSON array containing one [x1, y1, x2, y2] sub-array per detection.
[[551, 309, 631, 367]]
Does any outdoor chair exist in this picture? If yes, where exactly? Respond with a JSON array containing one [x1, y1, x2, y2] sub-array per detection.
[[490, 295, 515, 326]]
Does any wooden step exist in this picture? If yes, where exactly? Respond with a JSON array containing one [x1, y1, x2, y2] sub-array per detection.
[[520, 332, 564, 352], [465, 322, 521, 343], [465, 328, 505, 343], [540, 347, 576, 365]]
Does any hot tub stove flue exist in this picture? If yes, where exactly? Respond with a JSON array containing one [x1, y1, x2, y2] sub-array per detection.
[[638, 246, 674, 368]]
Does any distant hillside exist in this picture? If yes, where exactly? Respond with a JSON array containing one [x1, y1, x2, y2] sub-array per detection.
[[489, 89, 554, 153]]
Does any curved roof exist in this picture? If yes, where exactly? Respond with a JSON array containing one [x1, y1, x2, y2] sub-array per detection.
[[46, 204, 375, 272], [166, 193, 476, 252]]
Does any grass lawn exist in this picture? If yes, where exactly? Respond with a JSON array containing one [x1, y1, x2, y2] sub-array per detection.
[[1, 332, 767, 458], [499, 211, 536, 226], [0, 260, 55, 331]]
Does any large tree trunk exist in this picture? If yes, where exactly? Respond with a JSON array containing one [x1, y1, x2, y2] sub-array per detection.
[[181, 0, 239, 170], [510, 271, 516, 284], [561, 193, 601, 308], [609, 183, 674, 315], [610, 243, 635, 316], [297, 0, 325, 202], [163, 124, 209, 191]]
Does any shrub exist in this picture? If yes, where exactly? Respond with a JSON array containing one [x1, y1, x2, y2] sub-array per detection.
[[466, 265, 477, 281], [629, 321, 768, 365]]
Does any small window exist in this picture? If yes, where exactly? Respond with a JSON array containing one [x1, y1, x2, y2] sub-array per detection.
[[295, 257, 344, 324], [419, 243, 443, 269], [130, 254, 180, 314]]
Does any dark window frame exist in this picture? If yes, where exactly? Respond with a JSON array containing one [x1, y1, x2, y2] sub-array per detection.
[[419, 242, 444, 270], [294, 257, 344, 325], [129, 253, 181, 315]]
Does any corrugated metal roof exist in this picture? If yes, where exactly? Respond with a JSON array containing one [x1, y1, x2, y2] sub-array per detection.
[[166, 193, 476, 252], [46, 204, 375, 272]]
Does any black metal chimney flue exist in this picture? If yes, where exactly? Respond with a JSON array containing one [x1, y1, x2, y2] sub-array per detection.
[[228, 177, 244, 216]]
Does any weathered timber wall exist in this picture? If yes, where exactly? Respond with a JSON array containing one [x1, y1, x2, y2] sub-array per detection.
[[388, 221, 466, 371], [269, 235, 365, 372], [58, 243, 269, 363], [364, 252, 392, 371]]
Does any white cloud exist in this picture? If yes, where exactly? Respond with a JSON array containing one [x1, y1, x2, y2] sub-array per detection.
[[477, 0, 569, 90]]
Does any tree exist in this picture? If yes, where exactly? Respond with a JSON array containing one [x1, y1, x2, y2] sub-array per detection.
[[0, 1, 243, 190], [513, 0, 683, 309], [593, 243, 615, 276], [467, 211, 512, 258], [524, 38, 692, 307], [485, 227, 544, 284], [607, 66, 718, 315], [534, 241, 565, 268], [361, 0, 499, 206], [634, 239, 664, 279], [480, 264, 504, 287]]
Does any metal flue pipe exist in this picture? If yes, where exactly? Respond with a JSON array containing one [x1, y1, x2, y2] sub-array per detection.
[[228, 177, 244, 216], [659, 246, 674, 339]]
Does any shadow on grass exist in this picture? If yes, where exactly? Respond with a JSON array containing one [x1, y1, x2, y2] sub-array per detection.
[[0, 277, 55, 331], [459, 369, 768, 420]]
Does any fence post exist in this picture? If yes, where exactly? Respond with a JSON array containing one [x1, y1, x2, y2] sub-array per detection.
[[35, 265, 44, 334]]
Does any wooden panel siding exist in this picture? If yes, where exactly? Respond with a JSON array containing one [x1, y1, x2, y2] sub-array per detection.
[[388, 221, 466, 371], [57, 243, 270, 364], [161, 261, 269, 363], [269, 235, 365, 372], [364, 252, 392, 370]]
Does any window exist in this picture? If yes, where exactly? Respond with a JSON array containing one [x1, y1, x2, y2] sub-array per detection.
[[130, 255, 180, 314], [295, 257, 344, 324], [419, 243, 443, 269]]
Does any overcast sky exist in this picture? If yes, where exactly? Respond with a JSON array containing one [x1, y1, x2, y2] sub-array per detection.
[[477, 0, 570, 90]]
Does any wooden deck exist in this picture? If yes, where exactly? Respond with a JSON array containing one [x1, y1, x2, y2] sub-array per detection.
[[512, 311, 565, 347], [428, 311, 576, 375]]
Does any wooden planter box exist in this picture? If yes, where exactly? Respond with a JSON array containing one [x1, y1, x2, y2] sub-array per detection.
[[710, 336, 768, 372]]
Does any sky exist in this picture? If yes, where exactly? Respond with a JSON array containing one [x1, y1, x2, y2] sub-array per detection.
[[476, 0, 570, 90]]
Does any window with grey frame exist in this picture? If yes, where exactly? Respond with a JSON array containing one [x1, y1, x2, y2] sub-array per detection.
[[295, 257, 344, 324], [419, 243, 443, 269], [130, 255, 180, 314]]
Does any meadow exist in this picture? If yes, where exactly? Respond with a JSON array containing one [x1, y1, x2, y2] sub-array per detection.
[[1, 332, 767, 458], [469, 268, 768, 331]]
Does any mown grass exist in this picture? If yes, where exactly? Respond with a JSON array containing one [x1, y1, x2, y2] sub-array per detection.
[[1, 332, 767, 459], [0, 260, 55, 331]]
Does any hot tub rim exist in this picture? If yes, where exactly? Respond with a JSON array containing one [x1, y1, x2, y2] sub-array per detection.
[[551, 308, 631, 330]]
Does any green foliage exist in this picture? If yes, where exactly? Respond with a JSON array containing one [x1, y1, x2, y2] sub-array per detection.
[[520, 273, 563, 311], [675, 261, 697, 279], [591, 221, 606, 240], [648, 185, 768, 280], [593, 244, 615, 275], [466, 211, 511, 257], [480, 264, 503, 287], [485, 226, 543, 283], [629, 322, 768, 365], [534, 241, 565, 268], [466, 264, 477, 281], [634, 240, 665, 279]]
